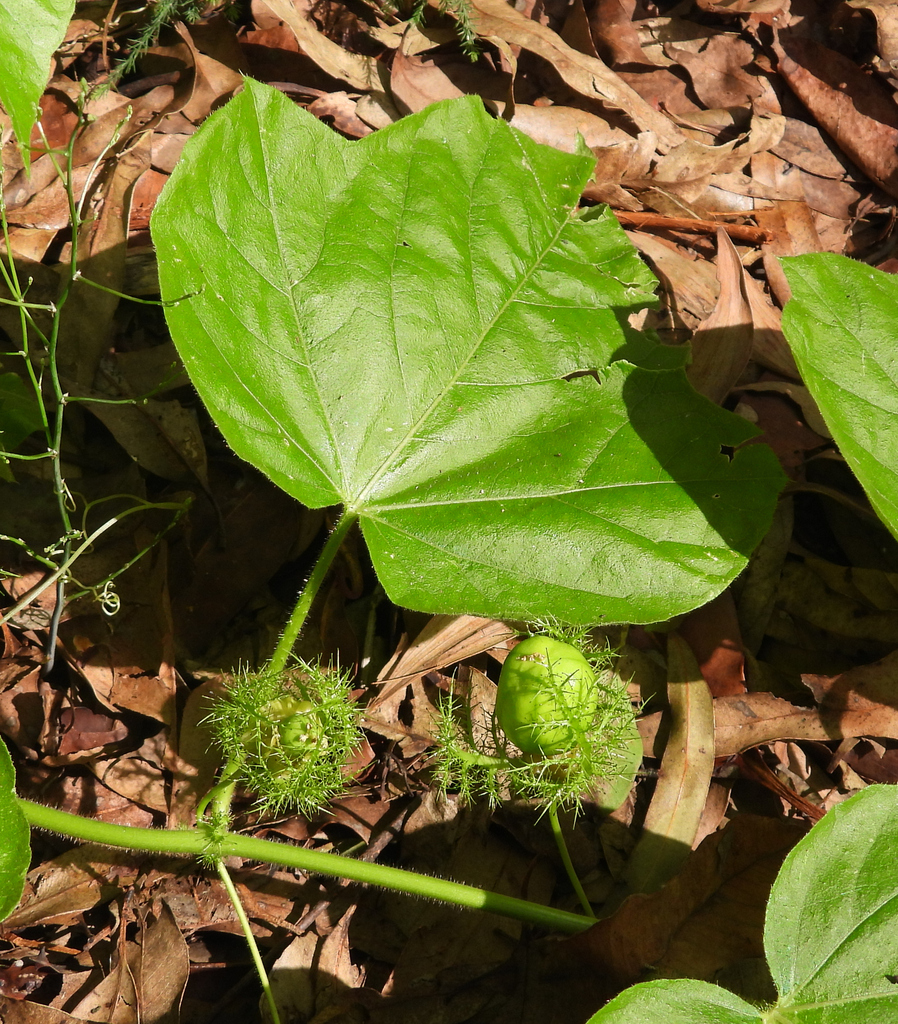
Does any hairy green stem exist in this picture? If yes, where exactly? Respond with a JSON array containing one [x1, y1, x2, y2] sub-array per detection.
[[20, 799, 593, 935], [548, 806, 596, 920], [269, 511, 359, 674], [216, 860, 282, 1024], [199, 769, 283, 1021]]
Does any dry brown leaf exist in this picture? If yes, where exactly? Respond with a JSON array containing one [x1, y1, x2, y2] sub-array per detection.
[[589, 0, 648, 67], [771, 117, 856, 179], [67, 903, 188, 1024], [169, 678, 227, 826], [55, 706, 129, 756], [741, 270, 800, 379], [468, 0, 685, 150], [5, 165, 92, 230], [130, 903, 190, 1024], [559, 814, 804, 1009], [687, 228, 754, 405], [652, 112, 784, 195], [697, 0, 788, 11], [386, 799, 554, 992], [777, 558, 898, 643], [170, 470, 311, 658], [751, 147, 822, 258], [61, 543, 179, 727], [639, 678, 898, 758], [810, 559, 898, 609], [625, 634, 715, 895], [508, 104, 633, 152], [679, 590, 746, 697], [80, 388, 208, 485], [626, 230, 719, 332], [150, 133, 190, 174], [364, 673, 441, 754], [108, 343, 189, 396], [739, 381, 829, 437], [668, 34, 766, 109], [260, 0, 389, 91], [4, 845, 137, 930], [847, 0, 898, 65], [561, 0, 602, 61], [617, 64, 702, 115], [166, 22, 243, 123], [803, 647, 898, 738], [307, 91, 373, 137], [0, 999, 94, 1022], [56, 129, 152, 387], [775, 34, 898, 198], [91, 752, 170, 813], [736, 497, 793, 655], [390, 46, 509, 114], [735, 389, 829, 478], [0, 660, 48, 758], [270, 910, 362, 1020], [374, 614, 515, 704]]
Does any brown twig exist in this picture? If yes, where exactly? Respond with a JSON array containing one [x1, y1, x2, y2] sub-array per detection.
[[604, 208, 775, 244]]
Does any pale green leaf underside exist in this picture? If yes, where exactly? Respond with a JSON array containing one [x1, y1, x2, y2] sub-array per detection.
[[0, 738, 30, 921], [781, 255, 898, 541], [152, 80, 784, 624], [0, 0, 75, 169]]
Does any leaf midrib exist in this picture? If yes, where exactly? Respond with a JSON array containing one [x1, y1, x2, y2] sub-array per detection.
[[346, 131, 579, 511]]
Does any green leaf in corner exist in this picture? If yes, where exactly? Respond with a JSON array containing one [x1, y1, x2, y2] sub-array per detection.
[[781, 254, 898, 540], [587, 785, 898, 1024], [151, 81, 784, 625], [0, 738, 29, 922], [0, 0, 76, 169], [766, 784, 898, 1020]]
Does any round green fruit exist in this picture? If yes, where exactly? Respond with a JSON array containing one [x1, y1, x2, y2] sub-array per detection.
[[495, 636, 598, 755]]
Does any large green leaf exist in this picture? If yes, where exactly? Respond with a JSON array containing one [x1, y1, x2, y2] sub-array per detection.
[[151, 80, 784, 624], [0, 0, 75, 169], [781, 255, 898, 539], [587, 786, 898, 1023], [0, 739, 29, 921]]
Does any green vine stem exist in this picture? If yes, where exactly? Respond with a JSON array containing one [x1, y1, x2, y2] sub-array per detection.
[[216, 859, 282, 1024], [0, 500, 186, 628], [548, 806, 596, 920], [269, 511, 359, 674], [19, 799, 593, 935]]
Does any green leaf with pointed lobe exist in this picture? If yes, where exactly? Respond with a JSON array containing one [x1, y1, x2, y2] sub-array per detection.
[[151, 80, 784, 624]]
